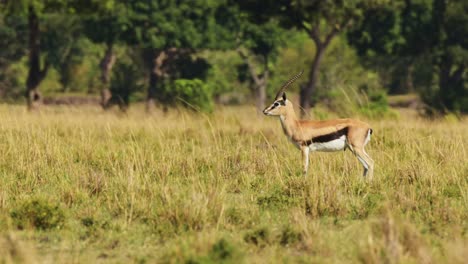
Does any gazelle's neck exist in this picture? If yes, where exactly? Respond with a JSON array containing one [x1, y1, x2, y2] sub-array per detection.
[[279, 102, 298, 138]]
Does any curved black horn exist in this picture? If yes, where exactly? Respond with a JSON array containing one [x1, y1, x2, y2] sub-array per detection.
[[275, 70, 304, 100]]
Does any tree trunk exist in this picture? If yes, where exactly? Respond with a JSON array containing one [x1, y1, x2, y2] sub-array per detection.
[[25, 5, 48, 111], [438, 58, 451, 111], [100, 44, 116, 109], [146, 68, 158, 113], [437, 58, 465, 112], [237, 50, 269, 114], [256, 58, 268, 114], [300, 45, 325, 117], [256, 82, 266, 113], [146, 50, 166, 113], [405, 62, 414, 93]]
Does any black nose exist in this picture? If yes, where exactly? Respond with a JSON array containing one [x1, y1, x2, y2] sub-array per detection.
[[263, 109, 268, 115]]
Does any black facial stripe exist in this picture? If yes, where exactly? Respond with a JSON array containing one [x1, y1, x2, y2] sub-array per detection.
[[305, 127, 349, 145], [272, 100, 285, 107]]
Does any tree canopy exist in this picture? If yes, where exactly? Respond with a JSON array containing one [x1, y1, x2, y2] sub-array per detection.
[[0, 0, 466, 114]]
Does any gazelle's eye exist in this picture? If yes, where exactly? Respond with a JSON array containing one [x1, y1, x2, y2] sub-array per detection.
[[274, 102, 279, 107]]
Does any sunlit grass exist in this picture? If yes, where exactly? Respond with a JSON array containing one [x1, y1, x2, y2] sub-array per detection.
[[0, 104, 467, 263]]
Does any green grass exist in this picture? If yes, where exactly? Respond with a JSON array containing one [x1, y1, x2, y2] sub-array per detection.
[[0, 104, 467, 263]]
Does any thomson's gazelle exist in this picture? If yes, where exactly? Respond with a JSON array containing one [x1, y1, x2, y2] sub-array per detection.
[[263, 71, 374, 180]]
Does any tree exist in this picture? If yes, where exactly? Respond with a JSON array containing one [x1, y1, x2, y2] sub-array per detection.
[[347, 0, 430, 94], [0, 10, 27, 98], [236, 0, 389, 116], [81, 0, 130, 108], [25, 3, 48, 109], [125, 0, 231, 112], [236, 20, 285, 113], [430, 0, 468, 113], [279, 0, 391, 116], [2, 0, 73, 109], [41, 14, 84, 92], [349, 0, 468, 113]]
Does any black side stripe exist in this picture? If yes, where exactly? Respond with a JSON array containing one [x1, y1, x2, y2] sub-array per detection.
[[305, 127, 349, 145]]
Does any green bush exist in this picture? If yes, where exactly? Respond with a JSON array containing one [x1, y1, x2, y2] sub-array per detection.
[[110, 60, 144, 108], [10, 198, 65, 230], [162, 79, 214, 112], [279, 226, 302, 247], [187, 238, 241, 264], [358, 91, 393, 118], [257, 186, 299, 210], [420, 85, 468, 115], [244, 227, 271, 247]]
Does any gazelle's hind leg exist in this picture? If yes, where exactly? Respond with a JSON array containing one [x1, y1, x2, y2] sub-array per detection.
[[363, 149, 374, 179], [301, 146, 310, 176], [347, 128, 374, 180]]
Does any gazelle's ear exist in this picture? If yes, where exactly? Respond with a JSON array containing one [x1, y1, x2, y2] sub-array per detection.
[[282, 92, 287, 101]]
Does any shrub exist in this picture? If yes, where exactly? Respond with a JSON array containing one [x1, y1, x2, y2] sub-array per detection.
[[420, 87, 468, 116], [161, 79, 214, 112], [279, 226, 302, 247], [257, 186, 299, 210], [109, 60, 144, 109], [10, 198, 65, 230], [244, 227, 271, 247], [358, 91, 395, 119], [187, 238, 241, 264], [209, 239, 237, 262]]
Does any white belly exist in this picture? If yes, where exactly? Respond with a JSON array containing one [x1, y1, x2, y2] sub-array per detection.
[[309, 136, 346, 152]]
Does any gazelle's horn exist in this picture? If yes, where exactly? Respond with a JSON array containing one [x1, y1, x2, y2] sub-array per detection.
[[275, 70, 304, 100]]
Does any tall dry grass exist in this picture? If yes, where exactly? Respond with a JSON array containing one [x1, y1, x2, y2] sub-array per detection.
[[0, 104, 466, 263]]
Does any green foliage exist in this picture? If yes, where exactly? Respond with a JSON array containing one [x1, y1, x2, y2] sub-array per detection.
[[279, 226, 302, 247], [349, 192, 385, 220], [208, 239, 238, 263], [162, 79, 214, 112], [239, 17, 286, 59], [234, 16, 287, 104], [257, 185, 299, 210], [0, 13, 27, 98], [80, 216, 111, 239], [203, 50, 243, 99], [126, 0, 231, 50], [10, 198, 65, 230], [358, 91, 392, 119], [0, 13, 27, 62], [274, 34, 391, 117], [349, 0, 468, 114], [82, 0, 130, 46], [244, 227, 271, 247], [187, 238, 241, 264], [267, 31, 312, 98], [0, 0, 464, 115], [0, 60, 28, 99], [320, 40, 393, 118], [419, 0, 468, 114], [110, 58, 144, 107]]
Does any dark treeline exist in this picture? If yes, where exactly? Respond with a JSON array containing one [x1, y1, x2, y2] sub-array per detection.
[[0, 0, 466, 115]]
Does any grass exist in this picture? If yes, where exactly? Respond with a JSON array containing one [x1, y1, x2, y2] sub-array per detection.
[[0, 104, 466, 263]]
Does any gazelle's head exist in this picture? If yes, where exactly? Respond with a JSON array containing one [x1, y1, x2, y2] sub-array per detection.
[[263, 70, 303, 116]]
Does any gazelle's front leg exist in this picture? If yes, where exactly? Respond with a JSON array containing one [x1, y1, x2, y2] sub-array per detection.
[[301, 146, 310, 176], [353, 147, 374, 181]]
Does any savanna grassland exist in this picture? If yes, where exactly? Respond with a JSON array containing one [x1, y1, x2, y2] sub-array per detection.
[[0, 104, 466, 264]]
